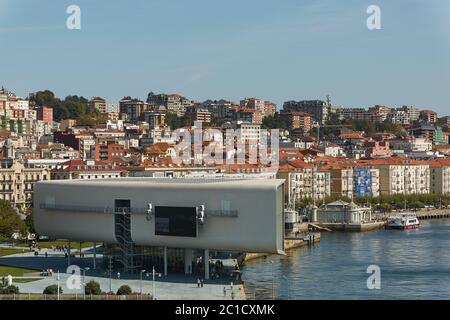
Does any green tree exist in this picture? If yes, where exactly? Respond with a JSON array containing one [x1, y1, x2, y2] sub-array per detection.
[[30, 90, 102, 125], [165, 113, 194, 130], [116, 285, 132, 295], [378, 203, 392, 212], [0, 200, 27, 239], [262, 114, 286, 130], [43, 285, 63, 295], [85, 280, 102, 295], [25, 211, 36, 235]]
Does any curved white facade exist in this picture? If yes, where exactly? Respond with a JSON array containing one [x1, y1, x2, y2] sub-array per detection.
[[34, 178, 285, 254]]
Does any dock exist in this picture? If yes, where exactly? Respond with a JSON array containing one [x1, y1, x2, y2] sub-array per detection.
[[242, 232, 321, 263], [315, 221, 385, 232], [372, 209, 450, 221], [416, 210, 450, 220]]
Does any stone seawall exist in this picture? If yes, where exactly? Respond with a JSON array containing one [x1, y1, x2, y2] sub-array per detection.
[[242, 233, 321, 263]]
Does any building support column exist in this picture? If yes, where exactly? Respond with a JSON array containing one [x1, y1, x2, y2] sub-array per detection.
[[93, 242, 97, 269], [184, 248, 192, 275], [67, 241, 71, 266], [163, 246, 168, 276], [204, 249, 210, 280]]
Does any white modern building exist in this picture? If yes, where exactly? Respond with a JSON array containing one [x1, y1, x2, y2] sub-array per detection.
[[34, 178, 285, 278]]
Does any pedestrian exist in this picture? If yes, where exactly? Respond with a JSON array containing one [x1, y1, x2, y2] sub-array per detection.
[[223, 286, 226, 297], [117, 272, 120, 279], [231, 291, 235, 300], [197, 278, 201, 288], [45, 251, 48, 258], [201, 279, 204, 288], [230, 281, 233, 291]]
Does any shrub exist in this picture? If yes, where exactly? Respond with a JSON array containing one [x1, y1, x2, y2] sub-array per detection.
[[116, 285, 132, 295], [43, 284, 63, 295], [84, 280, 102, 295], [0, 285, 20, 294]]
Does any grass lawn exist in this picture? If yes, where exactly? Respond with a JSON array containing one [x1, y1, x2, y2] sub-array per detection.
[[13, 278, 42, 283], [0, 248, 25, 257], [0, 265, 40, 277]]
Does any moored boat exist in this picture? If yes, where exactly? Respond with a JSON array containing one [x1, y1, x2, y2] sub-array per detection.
[[386, 213, 420, 230]]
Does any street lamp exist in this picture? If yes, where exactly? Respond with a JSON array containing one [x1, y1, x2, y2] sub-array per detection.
[[152, 266, 162, 300], [57, 270, 60, 301], [82, 267, 90, 300], [140, 269, 146, 298]]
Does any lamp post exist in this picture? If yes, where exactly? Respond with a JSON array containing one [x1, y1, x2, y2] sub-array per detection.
[[152, 266, 162, 300], [140, 269, 146, 298], [57, 270, 60, 301], [82, 267, 90, 300], [108, 256, 113, 294]]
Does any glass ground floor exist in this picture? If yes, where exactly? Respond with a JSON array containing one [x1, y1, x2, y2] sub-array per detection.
[[102, 244, 236, 279]]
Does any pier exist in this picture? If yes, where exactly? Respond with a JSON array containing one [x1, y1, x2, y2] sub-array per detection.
[[242, 232, 321, 263], [372, 209, 450, 221], [416, 210, 450, 220]]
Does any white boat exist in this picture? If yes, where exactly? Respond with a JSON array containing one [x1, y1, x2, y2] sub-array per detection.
[[386, 213, 420, 230]]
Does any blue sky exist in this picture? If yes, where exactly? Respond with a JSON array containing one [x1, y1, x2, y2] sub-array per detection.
[[0, 0, 449, 114]]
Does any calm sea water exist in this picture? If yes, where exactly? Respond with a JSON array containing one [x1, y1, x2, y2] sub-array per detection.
[[241, 219, 450, 300]]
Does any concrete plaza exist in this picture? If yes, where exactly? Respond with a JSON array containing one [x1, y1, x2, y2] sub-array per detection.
[[0, 246, 245, 300]]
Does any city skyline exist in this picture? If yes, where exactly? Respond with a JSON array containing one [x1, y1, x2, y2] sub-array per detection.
[[0, 0, 449, 113]]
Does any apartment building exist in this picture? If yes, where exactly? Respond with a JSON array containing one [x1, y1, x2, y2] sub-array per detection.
[[283, 100, 330, 125], [51, 159, 125, 180], [369, 158, 430, 195], [420, 110, 438, 123], [330, 167, 354, 198], [185, 107, 211, 123], [279, 111, 313, 132], [88, 97, 107, 113], [364, 141, 392, 158], [0, 159, 51, 209], [278, 160, 331, 204], [232, 122, 262, 141], [231, 107, 263, 125], [36, 106, 53, 124], [387, 109, 410, 125], [240, 98, 276, 118], [329, 166, 380, 198], [147, 92, 193, 117], [54, 131, 96, 160], [119, 97, 150, 123], [143, 110, 166, 129], [335, 108, 373, 122], [430, 159, 450, 195]]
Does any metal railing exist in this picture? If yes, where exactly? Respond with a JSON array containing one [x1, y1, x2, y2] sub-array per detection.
[[0, 294, 154, 300], [40, 203, 238, 218], [39, 203, 147, 214]]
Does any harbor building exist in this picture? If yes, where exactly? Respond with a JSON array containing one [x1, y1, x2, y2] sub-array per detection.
[[34, 178, 285, 278], [316, 200, 372, 224]]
